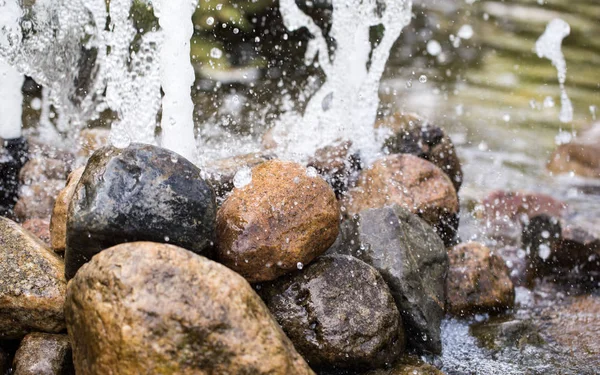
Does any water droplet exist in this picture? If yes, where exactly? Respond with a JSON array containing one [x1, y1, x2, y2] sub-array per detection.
[[539, 244, 551, 260], [206, 17, 215, 26], [457, 25, 474, 40], [306, 167, 318, 178], [426, 40, 442, 56], [419, 75, 427, 83], [233, 167, 252, 188], [210, 48, 223, 59], [297, 262, 304, 270]]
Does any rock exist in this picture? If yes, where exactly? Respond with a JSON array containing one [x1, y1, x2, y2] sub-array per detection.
[[522, 214, 600, 288], [446, 242, 515, 316], [0, 217, 66, 339], [469, 318, 543, 352], [260, 254, 404, 370], [65, 144, 217, 280], [0, 137, 29, 216], [544, 295, 600, 358], [477, 190, 567, 246], [22, 218, 51, 246], [49, 168, 84, 254], [363, 355, 445, 375], [548, 142, 600, 178], [12, 333, 74, 375], [376, 112, 463, 192], [307, 140, 361, 197], [19, 158, 71, 185], [76, 128, 109, 160], [216, 160, 339, 283], [13, 180, 65, 221], [65, 242, 314, 375], [342, 154, 459, 246], [203, 152, 274, 199], [328, 206, 448, 355]]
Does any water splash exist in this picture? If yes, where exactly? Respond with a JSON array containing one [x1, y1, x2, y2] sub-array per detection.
[[274, 0, 413, 164], [0, 0, 23, 139], [535, 19, 573, 124]]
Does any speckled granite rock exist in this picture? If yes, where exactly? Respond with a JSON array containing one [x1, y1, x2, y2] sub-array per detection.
[[65, 242, 314, 375], [65, 144, 216, 280], [22, 218, 51, 247], [260, 254, 404, 370], [12, 333, 74, 375], [0, 217, 66, 339], [217, 160, 339, 283]]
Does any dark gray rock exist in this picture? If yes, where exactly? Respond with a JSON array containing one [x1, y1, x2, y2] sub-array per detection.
[[65, 144, 216, 280], [0, 137, 29, 217], [523, 214, 600, 289], [12, 333, 74, 375], [260, 254, 404, 371], [329, 206, 448, 355]]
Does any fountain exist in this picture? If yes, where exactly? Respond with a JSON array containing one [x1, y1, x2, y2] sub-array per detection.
[[535, 18, 573, 124], [0, 60, 23, 140], [274, 0, 413, 164]]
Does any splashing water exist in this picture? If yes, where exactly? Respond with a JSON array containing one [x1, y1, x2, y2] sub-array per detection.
[[535, 19, 573, 124], [274, 0, 413, 164], [0, 0, 23, 139]]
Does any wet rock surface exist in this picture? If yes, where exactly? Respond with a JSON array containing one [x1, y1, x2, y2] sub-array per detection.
[[329, 206, 448, 355], [12, 333, 74, 375], [13, 179, 65, 222], [548, 143, 600, 178], [376, 112, 463, 192], [65, 144, 216, 280], [203, 152, 274, 199], [343, 154, 459, 246], [217, 160, 339, 283], [49, 168, 84, 254], [307, 140, 361, 196], [0, 217, 66, 339], [260, 254, 404, 370], [65, 242, 314, 375], [522, 215, 600, 288], [363, 355, 446, 375], [447, 242, 515, 316], [22, 218, 51, 246]]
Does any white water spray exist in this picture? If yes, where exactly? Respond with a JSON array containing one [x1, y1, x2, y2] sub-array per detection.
[[0, 0, 23, 140], [275, 0, 412, 164], [535, 18, 573, 123], [154, 0, 198, 162]]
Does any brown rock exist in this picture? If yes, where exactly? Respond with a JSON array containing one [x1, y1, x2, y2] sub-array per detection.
[[545, 295, 600, 357], [343, 154, 459, 245], [77, 128, 109, 160], [0, 217, 66, 339], [217, 160, 339, 282], [203, 152, 274, 198], [19, 158, 70, 186], [364, 355, 445, 375], [13, 179, 65, 221], [22, 218, 51, 246], [65, 242, 314, 375], [376, 112, 463, 192], [548, 143, 600, 178], [49, 168, 84, 254], [12, 333, 73, 375], [446, 242, 515, 316]]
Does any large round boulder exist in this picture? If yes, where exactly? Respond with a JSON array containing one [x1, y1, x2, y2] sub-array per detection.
[[64, 242, 314, 375], [260, 254, 404, 370], [342, 154, 459, 246], [216, 160, 339, 283], [65, 144, 216, 280], [329, 206, 448, 355], [0, 217, 66, 339]]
